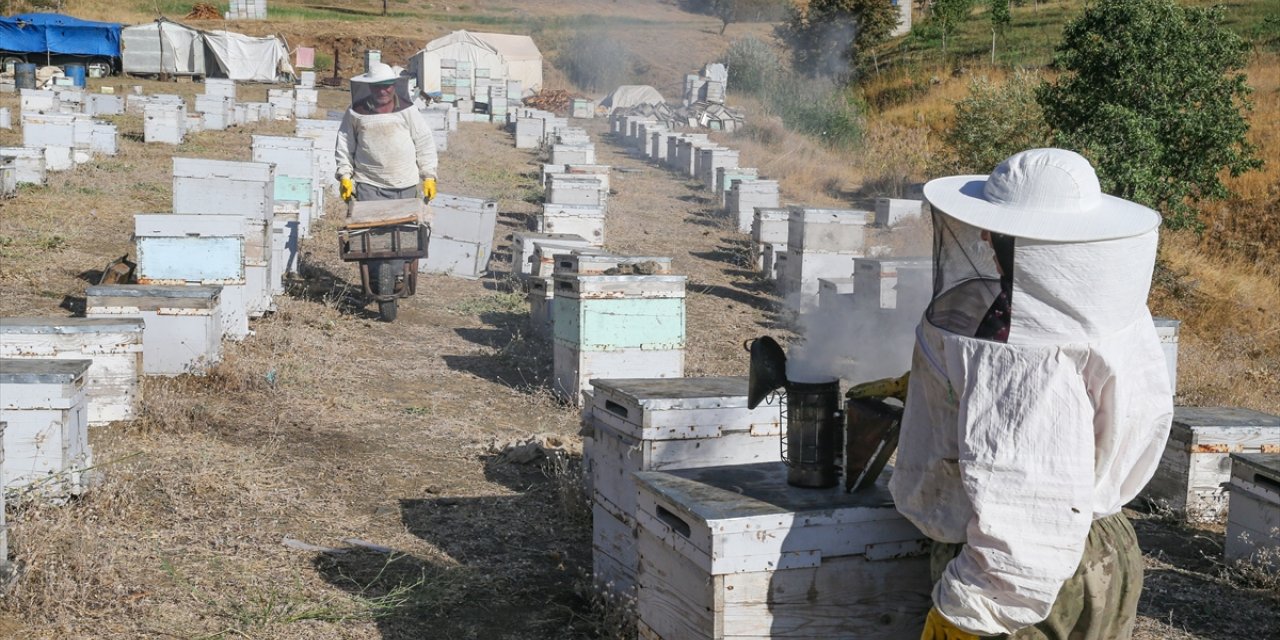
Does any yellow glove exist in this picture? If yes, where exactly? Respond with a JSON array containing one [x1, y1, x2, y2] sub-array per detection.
[[846, 371, 910, 402], [921, 607, 981, 640], [422, 178, 437, 202], [339, 176, 354, 202]]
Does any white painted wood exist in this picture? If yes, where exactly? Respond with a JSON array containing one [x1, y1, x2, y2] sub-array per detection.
[[173, 158, 275, 220], [551, 144, 595, 166], [553, 343, 684, 407], [1224, 453, 1280, 566], [1142, 407, 1280, 522], [538, 204, 606, 246], [874, 198, 924, 227], [728, 180, 780, 233], [512, 232, 591, 276], [0, 359, 94, 497], [85, 285, 223, 375], [251, 135, 314, 179], [0, 318, 144, 426], [633, 463, 931, 639], [551, 274, 686, 300], [852, 257, 932, 313], [593, 500, 638, 596], [421, 237, 490, 279], [0, 147, 47, 185], [546, 173, 606, 207], [553, 254, 672, 276], [143, 103, 186, 144]]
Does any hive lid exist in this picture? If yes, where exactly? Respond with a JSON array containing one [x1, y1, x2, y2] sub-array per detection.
[[591, 376, 751, 409], [86, 284, 222, 299], [1172, 406, 1280, 432], [0, 358, 91, 384], [0, 317, 144, 333], [1228, 452, 1280, 479]]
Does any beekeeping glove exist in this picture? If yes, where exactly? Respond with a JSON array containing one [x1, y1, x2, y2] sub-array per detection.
[[422, 177, 437, 203], [846, 371, 910, 402], [340, 176, 354, 202], [921, 607, 981, 640]]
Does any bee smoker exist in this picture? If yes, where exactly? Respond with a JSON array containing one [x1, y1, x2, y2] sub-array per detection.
[[746, 336, 843, 489]]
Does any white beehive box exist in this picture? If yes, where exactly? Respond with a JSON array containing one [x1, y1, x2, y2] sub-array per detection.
[[1153, 317, 1180, 394], [89, 123, 117, 156], [1224, 453, 1280, 568], [874, 197, 924, 227], [553, 254, 672, 276], [634, 463, 931, 640], [551, 275, 686, 406], [785, 207, 869, 308], [1143, 407, 1280, 522], [527, 276, 555, 339], [539, 203, 605, 246], [172, 157, 276, 221], [85, 93, 124, 116], [764, 244, 787, 284], [422, 238, 490, 280], [715, 167, 757, 207], [515, 117, 546, 149], [546, 173, 606, 207], [750, 207, 789, 271], [143, 103, 186, 144], [532, 243, 608, 278], [0, 147, 47, 185], [272, 209, 300, 295], [204, 78, 236, 99], [251, 135, 314, 180], [0, 159, 13, 198], [194, 94, 234, 131], [728, 180, 780, 233], [0, 318, 144, 426], [512, 232, 591, 277], [852, 257, 932, 314], [134, 214, 249, 340], [586, 377, 784, 596], [0, 359, 95, 497], [698, 147, 739, 192], [817, 277, 855, 314], [431, 194, 499, 244], [85, 285, 223, 376], [295, 119, 341, 195], [551, 144, 596, 166]]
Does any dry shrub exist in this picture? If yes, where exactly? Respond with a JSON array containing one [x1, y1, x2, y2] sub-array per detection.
[[859, 120, 933, 198]]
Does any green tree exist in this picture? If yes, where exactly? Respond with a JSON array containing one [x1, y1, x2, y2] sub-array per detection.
[[989, 0, 1011, 63], [776, 0, 902, 79], [1037, 0, 1262, 229], [929, 0, 976, 55], [946, 70, 1051, 173]]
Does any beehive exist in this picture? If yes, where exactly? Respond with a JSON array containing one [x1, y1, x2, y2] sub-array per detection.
[[784, 207, 869, 308], [1143, 407, 1280, 522], [586, 377, 784, 596], [728, 180, 780, 233], [1224, 453, 1280, 568], [134, 214, 249, 340], [634, 463, 931, 639], [546, 173, 607, 207], [143, 103, 185, 144], [85, 284, 223, 375], [697, 147, 739, 192], [715, 167, 757, 207], [0, 147, 47, 185], [172, 157, 275, 221], [0, 318, 144, 426], [271, 209, 301, 295], [552, 254, 672, 276], [0, 359, 95, 497], [539, 203, 605, 246], [511, 232, 591, 277], [750, 208, 789, 272], [551, 275, 686, 406], [874, 197, 924, 227]]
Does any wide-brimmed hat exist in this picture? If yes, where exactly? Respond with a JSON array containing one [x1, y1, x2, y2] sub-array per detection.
[[923, 148, 1161, 242], [351, 62, 397, 84]]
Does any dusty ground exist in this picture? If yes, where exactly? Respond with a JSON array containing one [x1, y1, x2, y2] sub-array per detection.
[[0, 2, 1278, 637]]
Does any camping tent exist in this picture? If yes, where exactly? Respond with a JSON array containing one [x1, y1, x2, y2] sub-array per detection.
[[408, 30, 508, 95], [201, 30, 293, 82], [471, 32, 542, 94], [121, 19, 205, 76], [599, 85, 666, 113]]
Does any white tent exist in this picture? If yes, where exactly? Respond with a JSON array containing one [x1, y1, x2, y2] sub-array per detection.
[[599, 85, 666, 113], [472, 32, 542, 93], [122, 19, 206, 76], [202, 30, 294, 82], [409, 30, 508, 95]]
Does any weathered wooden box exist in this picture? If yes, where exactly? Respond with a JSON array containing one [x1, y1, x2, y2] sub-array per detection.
[[873, 197, 924, 227], [716, 167, 757, 207], [271, 210, 301, 295], [539, 203, 606, 246], [422, 237, 491, 279], [1143, 407, 1280, 522], [274, 177, 314, 238], [785, 208, 869, 307], [751, 208, 789, 271], [532, 243, 609, 278], [1224, 453, 1280, 568], [0, 359, 94, 497], [698, 147, 739, 192], [527, 276, 555, 339], [551, 275, 686, 406], [0, 147, 47, 185], [551, 143, 596, 166], [85, 285, 223, 376], [0, 318, 144, 426], [251, 135, 315, 179], [762, 244, 786, 282], [431, 194, 499, 244], [852, 257, 932, 314], [552, 253, 673, 277], [634, 463, 931, 639], [817, 277, 855, 314], [546, 173, 607, 207], [515, 117, 546, 149], [586, 377, 784, 595], [172, 157, 275, 221], [728, 180, 780, 233], [512, 232, 591, 276], [143, 103, 185, 145], [134, 214, 249, 340]]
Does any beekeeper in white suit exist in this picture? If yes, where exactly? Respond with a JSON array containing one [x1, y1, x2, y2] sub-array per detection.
[[893, 148, 1174, 639], [335, 62, 438, 204]]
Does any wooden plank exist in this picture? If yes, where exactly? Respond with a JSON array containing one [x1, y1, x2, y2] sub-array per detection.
[[637, 528, 715, 639]]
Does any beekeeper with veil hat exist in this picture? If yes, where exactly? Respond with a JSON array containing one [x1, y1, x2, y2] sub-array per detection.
[[336, 61, 438, 204], [891, 148, 1174, 639]]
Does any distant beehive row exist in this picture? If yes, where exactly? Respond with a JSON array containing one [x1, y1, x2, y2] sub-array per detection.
[[225, 0, 267, 20]]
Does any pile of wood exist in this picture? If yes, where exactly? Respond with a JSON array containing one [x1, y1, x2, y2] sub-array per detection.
[[185, 3, 223, 19], [524, 89, 572, 113]]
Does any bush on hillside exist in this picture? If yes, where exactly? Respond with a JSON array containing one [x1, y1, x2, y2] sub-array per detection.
[[766, 76, 864, 149], [723, 36, 781, 95], [946, 69, 1051, 174], [1037, 0, 1261, 230], [776, 0, 901, 79]]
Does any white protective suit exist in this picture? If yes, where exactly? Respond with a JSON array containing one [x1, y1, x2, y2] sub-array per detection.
[[890, 149, 1174, 636], [335, 106, 438, 190]]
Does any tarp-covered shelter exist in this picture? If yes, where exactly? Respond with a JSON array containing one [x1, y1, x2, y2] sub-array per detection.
[[471, 32, 542, 93], [0, 13, 121, 58], [121, 19, 205, 76], [202, 30, 293, 82], [408, 30, 508, 95], [599, 85, 666, 113]]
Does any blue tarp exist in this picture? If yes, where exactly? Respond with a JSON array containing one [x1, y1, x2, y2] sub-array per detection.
[[0, 13, 122, 57]]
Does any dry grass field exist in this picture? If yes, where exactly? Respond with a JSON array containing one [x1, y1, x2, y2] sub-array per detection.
[[1, 1, 1278, 638]]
